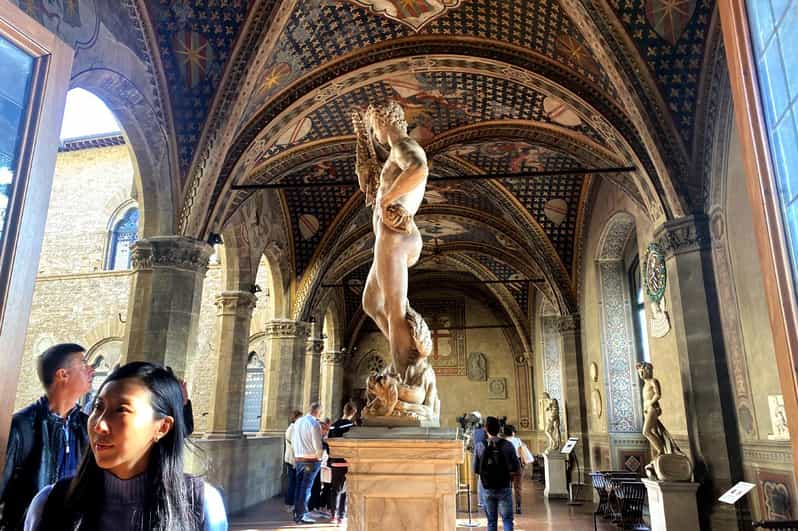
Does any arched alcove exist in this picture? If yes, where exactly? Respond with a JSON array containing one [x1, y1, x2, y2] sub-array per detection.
[[595, 211, 643, 433]]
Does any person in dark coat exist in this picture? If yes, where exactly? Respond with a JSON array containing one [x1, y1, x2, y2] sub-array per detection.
[[0, 344, 94, 530]]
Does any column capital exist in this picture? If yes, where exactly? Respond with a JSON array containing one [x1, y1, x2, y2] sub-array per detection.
[[556, 313, 580, 334], [264, 319, 311, 339], [306, 338, 324, 355], [213, 291, 257, 315], [322, 350, 348, 365], [653, 214, 711, 258], [130, 236, 213, 272]]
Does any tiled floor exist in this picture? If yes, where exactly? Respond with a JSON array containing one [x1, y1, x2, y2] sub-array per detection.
[[230, 477, 620, 530]]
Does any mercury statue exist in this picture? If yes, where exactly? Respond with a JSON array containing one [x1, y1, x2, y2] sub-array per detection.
[[352, 102, 440, 426]]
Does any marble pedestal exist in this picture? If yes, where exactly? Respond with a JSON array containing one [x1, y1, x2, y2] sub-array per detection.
[[327, 427, 464, 531], [642, 479, 700, 531], [543, 451, 569, 499]]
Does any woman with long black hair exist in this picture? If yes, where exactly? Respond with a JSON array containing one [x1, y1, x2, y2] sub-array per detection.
[[24, 362, 228, 531]]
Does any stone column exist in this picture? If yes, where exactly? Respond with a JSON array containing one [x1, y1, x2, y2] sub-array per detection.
[[205, 291, 257, 438], [322, 351, 347, 419], [654, 215, 740, 529], [558, 314, 590, 481], [122, 236, 212, 374], [303, 337, 324, 412], [260, 319, 311, 432]]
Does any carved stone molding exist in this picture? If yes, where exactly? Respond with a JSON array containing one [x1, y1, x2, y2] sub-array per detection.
[[653, 215, 711, 258], [213, 291, 257, 316], [741, 441, 794, 465], [515, 352, 534, 367], [130, 236, 213, 272], [556, 314, 580, 334], [322, 350, 348, 365], [264, 319, 311, 339]]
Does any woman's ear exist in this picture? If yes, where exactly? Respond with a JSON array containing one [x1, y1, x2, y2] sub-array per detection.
[[154, 415, 174, 442]]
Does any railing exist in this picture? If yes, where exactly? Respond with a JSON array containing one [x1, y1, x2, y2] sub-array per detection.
[[753, 522, 798, 530]]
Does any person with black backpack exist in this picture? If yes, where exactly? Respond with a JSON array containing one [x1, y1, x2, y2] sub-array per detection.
[[472, 416, 521, 531]]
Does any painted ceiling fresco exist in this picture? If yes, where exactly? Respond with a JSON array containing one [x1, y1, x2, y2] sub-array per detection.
[[607, 0, 714, 142], [242, 0, 610, 127], [255, 70, 604, 164], [145, 0, 257, 173]]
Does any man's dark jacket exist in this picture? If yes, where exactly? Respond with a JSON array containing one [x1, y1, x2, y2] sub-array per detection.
[[0, 397, 88, 530]]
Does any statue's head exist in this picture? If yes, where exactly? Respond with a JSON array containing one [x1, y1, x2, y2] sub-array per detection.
[[636, 361, 653, 379], [366, 101, 408, 141]]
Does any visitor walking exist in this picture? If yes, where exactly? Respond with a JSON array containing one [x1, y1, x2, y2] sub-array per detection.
[[292, 403, 324, 524], [502, 424, 530, 514], [0, 344, 94, 531], [23, 361, 227, 530], [283, 410, 302, 514], [327, 402, 356, 525], [473, 416, 521, 531]]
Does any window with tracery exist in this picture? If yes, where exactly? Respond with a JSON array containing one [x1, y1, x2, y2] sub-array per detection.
[[107, 207, 138, 270], [242, 352, 264, 432]]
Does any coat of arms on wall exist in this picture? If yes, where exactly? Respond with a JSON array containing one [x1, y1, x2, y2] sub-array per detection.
[[488, 378, 507, 400], [348, 0, 464, 31], [644, 242, 670, 338]]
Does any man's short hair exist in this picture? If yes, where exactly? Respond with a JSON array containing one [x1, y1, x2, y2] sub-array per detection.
[[291, 409, 303, 422], [37, 343, 85, 388], [503, 424, 515, 437], [343, 402, 357, 416], [309, 402, 322, 415], [485, 416, 501, 436]]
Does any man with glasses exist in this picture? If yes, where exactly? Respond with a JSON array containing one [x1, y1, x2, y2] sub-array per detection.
[[0, 343, 94, 530]]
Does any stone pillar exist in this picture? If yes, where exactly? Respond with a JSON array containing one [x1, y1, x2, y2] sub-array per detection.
[[303, 337, 324, 412], [260, 319, 311, 432], [322, 351, 347, 419], [654, 215, 740, 529], [122, 236, 212, 374], [205, 291, 257, 438], [558, 314, 590, 481]]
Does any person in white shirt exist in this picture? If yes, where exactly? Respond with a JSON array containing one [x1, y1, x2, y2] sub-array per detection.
[[292, 403, 324, 524], [283, 410, 302, 514], [502, 425, 530, 514]]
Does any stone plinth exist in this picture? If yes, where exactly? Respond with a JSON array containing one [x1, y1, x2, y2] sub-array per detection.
[[327, 427, 464, 531], [642, 479, 700, 531], [543, 451, 569, 498]]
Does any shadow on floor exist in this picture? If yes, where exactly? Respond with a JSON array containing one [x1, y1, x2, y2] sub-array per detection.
[[229, 478, 619, 530]]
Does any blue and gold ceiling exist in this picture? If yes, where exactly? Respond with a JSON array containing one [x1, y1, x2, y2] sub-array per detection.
[[18, 0, 722, 317]]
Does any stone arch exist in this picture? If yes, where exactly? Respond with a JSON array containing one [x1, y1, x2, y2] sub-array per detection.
[[595, 211, 643, 433], [70, 68, 176, 237]]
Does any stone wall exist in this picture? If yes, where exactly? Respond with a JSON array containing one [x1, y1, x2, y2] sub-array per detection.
[[712, 124, 795, 521]]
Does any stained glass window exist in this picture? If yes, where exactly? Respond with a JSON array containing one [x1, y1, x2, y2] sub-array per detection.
[[0, 35, 35, 247], [242, 353, 264, 432], [108, 208, 139, 270]]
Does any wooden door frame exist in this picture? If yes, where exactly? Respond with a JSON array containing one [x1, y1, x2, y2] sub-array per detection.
[[0, 0, 73, 467]]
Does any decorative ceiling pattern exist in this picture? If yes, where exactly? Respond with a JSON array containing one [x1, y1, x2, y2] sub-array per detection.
[[609, 0, 714, 142], [469, 252, 531, 316], [257, 71, 605, 163], [242, 0, 611, 126], [146, 0, 255, 172], [281, 157, 357, 276]]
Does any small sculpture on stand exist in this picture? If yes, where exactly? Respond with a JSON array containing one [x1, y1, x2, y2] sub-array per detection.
[[543, 392, 562, 453], [352, 102, 440, 427], [637, 362, 692, 481]]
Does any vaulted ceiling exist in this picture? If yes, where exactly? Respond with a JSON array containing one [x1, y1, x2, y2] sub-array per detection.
[[16, 0, 722, 329]]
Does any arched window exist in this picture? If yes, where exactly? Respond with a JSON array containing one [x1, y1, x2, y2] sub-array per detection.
[[242, 352, 265, 432], [628, 256, 650, 363], [108, 207, 138, 270]]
